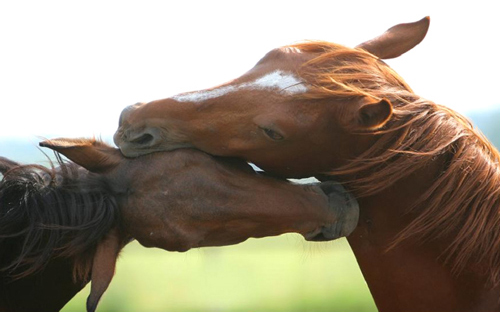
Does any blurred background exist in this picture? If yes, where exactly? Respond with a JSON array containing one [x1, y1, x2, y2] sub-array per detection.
[[1, 1, 499, 311]]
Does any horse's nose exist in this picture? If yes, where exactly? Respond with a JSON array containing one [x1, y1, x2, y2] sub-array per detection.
[[304, 181, 359, 241], [114, 102, 151, 153], [114, 102, 170, 157], [118, 102, 145, 127]]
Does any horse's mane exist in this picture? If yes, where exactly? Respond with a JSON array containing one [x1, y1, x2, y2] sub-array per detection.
[[0, 154, 118, 282], [291, 41, 500, 284]]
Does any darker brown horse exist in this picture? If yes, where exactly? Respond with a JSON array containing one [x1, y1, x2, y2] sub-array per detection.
[[114, 17, 500, 311], [1, 138, 357, 312]]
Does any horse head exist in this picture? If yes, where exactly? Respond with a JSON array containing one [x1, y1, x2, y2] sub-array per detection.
[[39, 138, 358, 310], [113, 17, 429, 178]]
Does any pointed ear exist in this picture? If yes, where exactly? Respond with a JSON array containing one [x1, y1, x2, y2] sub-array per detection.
[[86, 228, 124, 312], [356, 16, 430, 59], [0, 157, 20, 174], [39, 138, 123, 173], [357, 98, 393, 130]]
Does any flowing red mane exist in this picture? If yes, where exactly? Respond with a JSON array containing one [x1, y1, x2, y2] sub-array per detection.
[[292, 41, 500, 284]]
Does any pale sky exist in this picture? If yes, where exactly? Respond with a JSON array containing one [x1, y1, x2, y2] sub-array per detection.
[[1, 0, 499, 140]]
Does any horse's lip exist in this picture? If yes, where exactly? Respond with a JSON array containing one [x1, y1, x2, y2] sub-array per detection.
[[305, 232, 335, 242], [304, 181, 360, 242], [303, 227, 328, 241], [303, 226, 342, 242]]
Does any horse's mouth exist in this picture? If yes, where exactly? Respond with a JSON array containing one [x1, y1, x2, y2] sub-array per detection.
[[114, 127, 195, 158], [206, 162, 359, 242], [305, 181, 360, 242], [248, 170, 359, 242], [114, 110, 196, 158], [303, 227, 333, 241], [305, 232, 334, 242]]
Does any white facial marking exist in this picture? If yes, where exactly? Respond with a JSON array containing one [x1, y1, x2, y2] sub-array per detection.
[[253, 70, 308, 95], [281, 46, 302, 54], [172, 70, 308, 103], [171, 85, 238, 103]]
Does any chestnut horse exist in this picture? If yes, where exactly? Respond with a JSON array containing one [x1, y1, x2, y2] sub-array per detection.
[[1, 138, 357, 312], [114, 17, 500, 311]]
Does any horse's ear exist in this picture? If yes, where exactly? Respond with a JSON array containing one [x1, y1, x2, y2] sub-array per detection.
[[39, 138, 123, 173], [0, 157, 20, 174], [356, 16, 430, 59], [86, 228, 124, 312], [356, 98, 393, 130]]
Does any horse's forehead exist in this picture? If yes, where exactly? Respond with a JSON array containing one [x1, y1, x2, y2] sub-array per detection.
[[256, 47, 306, 66], [172, 49, 308, 104], [239, 47, 312, 86]]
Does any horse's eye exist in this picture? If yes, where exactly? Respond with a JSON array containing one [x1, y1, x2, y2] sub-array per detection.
[[262, 128, 284, 141]]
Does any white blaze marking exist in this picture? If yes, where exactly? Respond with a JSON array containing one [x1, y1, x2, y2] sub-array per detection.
[[172, 70, 308, 102], [281, 47, 302, 54]]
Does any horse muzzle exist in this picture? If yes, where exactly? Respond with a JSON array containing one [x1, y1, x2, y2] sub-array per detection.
[[304, 181, 359, 241], [114, 103, 196, 157]]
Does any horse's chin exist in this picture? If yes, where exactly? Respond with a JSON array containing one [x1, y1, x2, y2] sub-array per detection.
[[305, 181, 360, 242]]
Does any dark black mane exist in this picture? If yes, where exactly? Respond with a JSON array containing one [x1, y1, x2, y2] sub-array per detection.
[[0, 155, 119, 282]]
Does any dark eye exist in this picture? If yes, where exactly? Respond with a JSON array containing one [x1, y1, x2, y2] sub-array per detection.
[[261, 127, 284, 141]]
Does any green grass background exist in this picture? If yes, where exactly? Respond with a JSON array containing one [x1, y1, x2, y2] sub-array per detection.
[[62, 236, 376, 312]]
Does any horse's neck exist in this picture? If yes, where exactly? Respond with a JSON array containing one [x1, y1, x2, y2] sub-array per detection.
[[347, 231, 500, 312], [0, 258, 85, 312], [343, 158, 500, 312]]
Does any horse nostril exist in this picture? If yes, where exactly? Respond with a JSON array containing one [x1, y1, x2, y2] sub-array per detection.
[[130, 133, 154, 145]]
